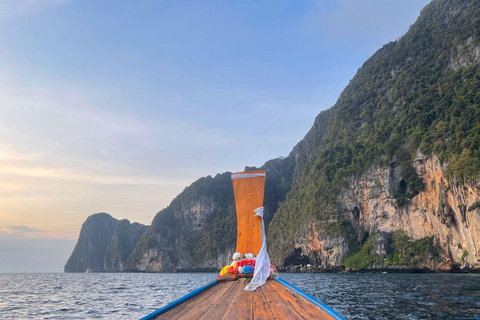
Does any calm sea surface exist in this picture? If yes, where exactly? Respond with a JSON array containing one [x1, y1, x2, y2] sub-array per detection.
[[1, 272, 480, 319]]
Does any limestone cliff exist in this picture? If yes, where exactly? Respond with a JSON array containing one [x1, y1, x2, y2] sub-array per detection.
[[286, 153, 480, 271], [104, 219, 147, 271], [126, 159, 294, 272], [65, 213, 147, 272], [126, 172, 236, 272], [65, 213, 118, 272]]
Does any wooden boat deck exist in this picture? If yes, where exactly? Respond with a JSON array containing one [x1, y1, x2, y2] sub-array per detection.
[[151, 278, 340, 320]]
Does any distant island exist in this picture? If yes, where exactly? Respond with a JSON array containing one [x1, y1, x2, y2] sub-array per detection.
[[66, 0, 480, 274]]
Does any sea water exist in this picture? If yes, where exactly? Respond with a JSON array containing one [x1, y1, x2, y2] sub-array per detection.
[[1, 272, 479, 319]]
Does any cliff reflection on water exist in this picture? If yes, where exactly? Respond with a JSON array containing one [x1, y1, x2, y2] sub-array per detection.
[[1, 272, 479, 319]]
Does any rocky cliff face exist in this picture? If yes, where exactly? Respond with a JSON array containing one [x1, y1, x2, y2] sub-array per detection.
[[65, 213, 118, 272], [408, 155, 480, 269], [288, 153, 480, 271], [65, 213, 147, 272], [126, 161, 294, 272], [126, 173, 236, 272], [104, 220, 147, 271]]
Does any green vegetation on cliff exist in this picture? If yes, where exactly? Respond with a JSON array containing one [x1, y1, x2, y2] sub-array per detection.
[[385, 231, 439, 266], [268, 0, 480, 267], [343, 236, 383, 270], [342, 231, 439, 270], [182, 173, 236, 265], [104, 220, 147, 271], [127, 172, 236, 271]]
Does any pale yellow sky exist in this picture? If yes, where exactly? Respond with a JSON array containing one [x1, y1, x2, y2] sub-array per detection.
[[0, 85, 195, 240], [0, 153, 190, 239]]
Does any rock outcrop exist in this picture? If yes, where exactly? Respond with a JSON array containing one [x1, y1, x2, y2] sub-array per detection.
[[104, 219, 147, 271], [126, 173, 236, 272], [286, 153, 480, 271], [125, 160, 294, 272], [64, 213, 147, 272]]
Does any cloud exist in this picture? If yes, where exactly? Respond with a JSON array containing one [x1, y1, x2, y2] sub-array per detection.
[[0, 225, 45, 239], [0, 161, 188, 186], [0, 141, 193, 188], [0, 81, 152, 155], [0, 78, 197, 186], [0, 225, 42, 234], [0, 225, 79, 240], [0, 0, 69, 22]]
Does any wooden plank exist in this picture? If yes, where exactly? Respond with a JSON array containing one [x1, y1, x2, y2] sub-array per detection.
[[252, 285, 275, 320], [154, 282, 228, 320], [262, 281, 305, 320], [269, 280, 334, 320], [176, 281, 237, 320], [221, 278, 253, 320], [197, 278, 244, 320]]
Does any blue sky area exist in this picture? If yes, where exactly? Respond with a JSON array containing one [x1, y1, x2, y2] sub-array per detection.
[[0, 0, 430, 272]]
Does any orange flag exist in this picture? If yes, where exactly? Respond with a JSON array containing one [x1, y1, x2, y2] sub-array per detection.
[[231, 170, 266, 255]]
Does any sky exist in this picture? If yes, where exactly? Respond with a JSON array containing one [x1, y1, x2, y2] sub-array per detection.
[[0, 0, 431, 273]]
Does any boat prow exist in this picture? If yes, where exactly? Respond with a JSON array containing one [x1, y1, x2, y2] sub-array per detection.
[[140, 276, 345, 320]]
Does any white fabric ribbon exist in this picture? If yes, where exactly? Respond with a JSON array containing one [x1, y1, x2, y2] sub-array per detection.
[[244, 206, 271, 291]]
